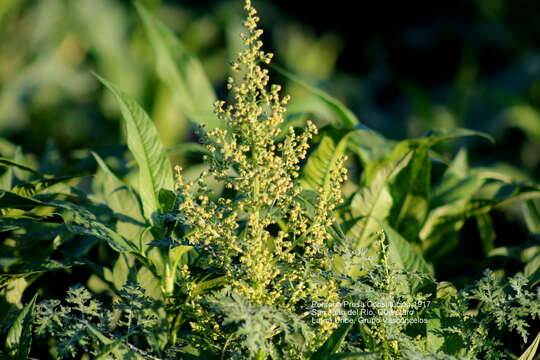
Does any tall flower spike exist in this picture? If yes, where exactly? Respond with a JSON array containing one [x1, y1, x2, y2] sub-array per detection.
[[175, 0, 347, 355]]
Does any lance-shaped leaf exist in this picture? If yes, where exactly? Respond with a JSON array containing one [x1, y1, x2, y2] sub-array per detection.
[[310, 322, 354, 360], [0, 260, 84, 290], [422, 127, 494, 144], [11, 176, 79, 198], [0, 216, 43, 232], [0, 158, 40, 176], [96, 75, 173, 222], [4, 294, 37, 360], [136, 3, 219, 129], [519, 331, 540, 360], [424, 174, 540, 259]]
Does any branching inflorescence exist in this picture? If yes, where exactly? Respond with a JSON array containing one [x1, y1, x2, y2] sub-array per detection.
[[173, 0, 347, 354]]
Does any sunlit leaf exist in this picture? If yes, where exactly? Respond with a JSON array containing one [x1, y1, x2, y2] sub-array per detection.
[[518, 331, 540, 360], [96, 75, 174, 222], [301, 135, 348, 193], [348, 152, 412, 249]]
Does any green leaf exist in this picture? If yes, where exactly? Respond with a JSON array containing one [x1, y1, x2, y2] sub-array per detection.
[[348, 188, 392, 250], [53, 200, 136, 253], [136, 266, 163, 301], [192, 274, 227, 298], [432, 175, 485, 209], [170, 245, 195, 277], [135, 267, 168, 348], [421, 199, 493, 261], [0, 260, 85, 290], [523, 200, 540, 234], [96, 75, 174, 222], [136, 3, 219, 129], [361, 128, 490, 186], [426, 310, 444, 352], [382, 223, 433, 293], [524, 253, 540, 288], [301, 135, 348, 193], [310, 322, 353, 360], [426, 306, 464, 355], [504, 105, 540, 143], [347, 152, 413, 249], [0, 216, 42, 232], [86, 323, 145, 360], [271, 64, 359, 128], [328, 353, 378, 359], [93, 340, 129, 360], [11, 176, 78, 198], [4, 294, 37, 360], [0, 158, 40, 176], [518, 331, 540, 360], [158, 188, 176, 213], [422, 127, 494, 144], [0, 190, 45, 209], [92, 152, 147, 239], [419, 150, 478, 251], [361, 140, 417, 186], [476, 213, 496, 254], [112, 254, 134, 291], [347, 127, 395, 165], [388, 145, 431, 240]]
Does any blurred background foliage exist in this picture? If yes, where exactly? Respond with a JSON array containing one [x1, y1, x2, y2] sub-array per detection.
[[2, 0, 540, 174], [1, 0, 540, 296]]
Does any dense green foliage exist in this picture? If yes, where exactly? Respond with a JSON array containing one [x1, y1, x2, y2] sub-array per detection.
[[1, 0, 540, 359]]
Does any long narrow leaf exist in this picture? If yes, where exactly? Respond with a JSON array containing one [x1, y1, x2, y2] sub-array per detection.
[[96, 75, 173, 222], [4, 294, 37, 360], [0, 158, 40, 175], [136, 3, 219, 129], [310, 322, 353, 360], [518, 331, 540, 360], [272, 64, 359, 128], [11, 176, 78, 197], [0, 260, 84, 289]]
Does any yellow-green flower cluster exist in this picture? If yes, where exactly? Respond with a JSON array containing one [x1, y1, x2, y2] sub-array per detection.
[[174, 0, 348, 350]]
